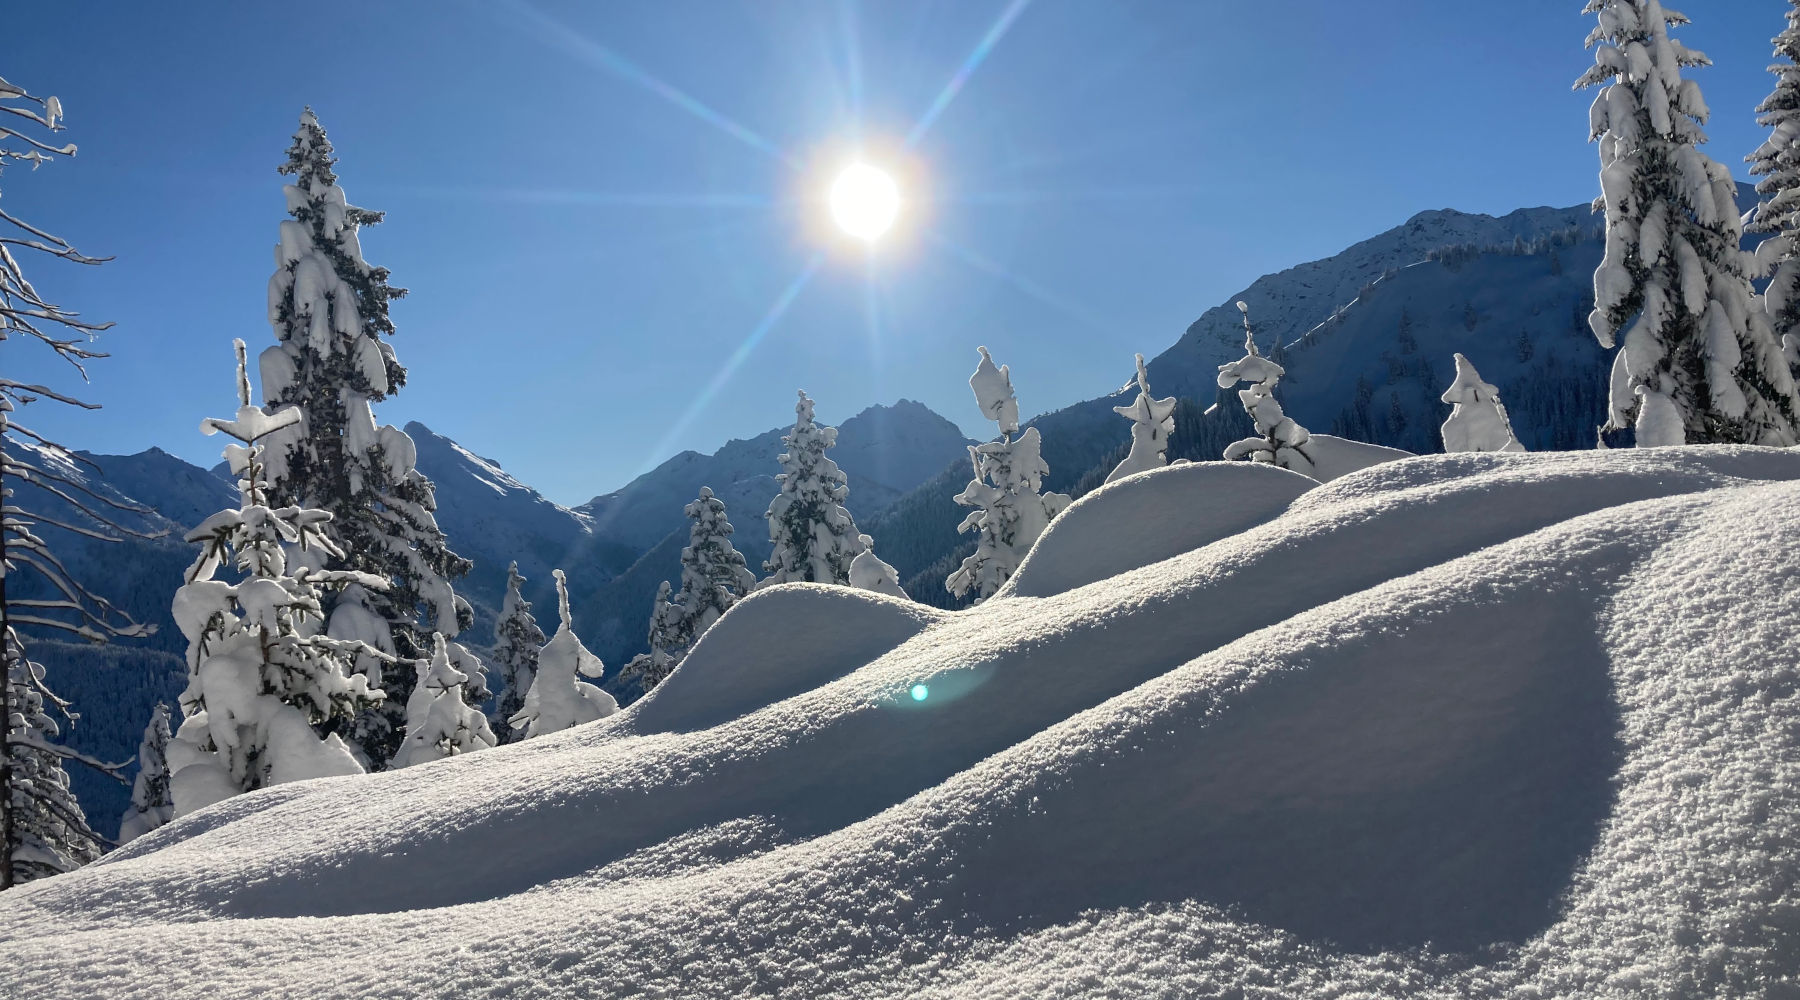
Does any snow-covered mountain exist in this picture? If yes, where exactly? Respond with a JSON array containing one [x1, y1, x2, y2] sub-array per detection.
[[8, 447, 1800, 997], [402, 422, 640, 628]]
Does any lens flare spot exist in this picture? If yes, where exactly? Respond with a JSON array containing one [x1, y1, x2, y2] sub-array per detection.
[[910, 684, 930, 702]]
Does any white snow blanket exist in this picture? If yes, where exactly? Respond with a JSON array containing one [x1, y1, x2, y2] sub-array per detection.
[[6, 447, 1800, 999]]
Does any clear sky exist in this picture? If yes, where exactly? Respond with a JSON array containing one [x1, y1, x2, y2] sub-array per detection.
[[4, 1, 1793, 504]]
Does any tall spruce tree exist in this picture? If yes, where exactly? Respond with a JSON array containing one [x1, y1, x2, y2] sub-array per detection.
[[393, 634, 495, 767], [489, 563, 546, 745], [620, 492, 755, 697], [1749, 0, 1800, 364], [1578, 0, 1800, 446], [1, 72, 147, 891], [762, 392, 867, 586], [4, 643, 108, 885], [622, 581, 686, 695], [948, 348, 1070, 602], [167, 341, 385, 818], [117, 703, 173, 844], [508, 571, 616, 739], [676, 488, 756, 640], [257, 110, 478, 767], [1105, 353, 1176, 485], [1212, 303, 1318, 475], [1440, 353, 1527, 453]]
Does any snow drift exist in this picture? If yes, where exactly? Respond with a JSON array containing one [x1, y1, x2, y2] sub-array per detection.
[[4, 448, 1800, 999]]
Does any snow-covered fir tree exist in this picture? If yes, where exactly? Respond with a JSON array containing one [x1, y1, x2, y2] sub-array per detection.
[[947, 348, 1070, 602], [1579, 0, 1800, 446], [1214, 303, 1317, 475], [1750, 0, 1800, 365], [489, 562, 546, 745], [1105, 353, 1176, 484], [1440, 354, 1527, 453], [509, 571, 616, 738], [622, 581, 686, 694], [849, 535, 909, 600], [1, 72, 149, 890], [762, 391, 867, 586], [4, 640, 115, 887], [621, 488, 762, 695], [117, 703, 173, 845], [676, 487, 756, 639], [256, 110, 479, 768], [166, 341, 384, 818], [393, 634, 496, 767]]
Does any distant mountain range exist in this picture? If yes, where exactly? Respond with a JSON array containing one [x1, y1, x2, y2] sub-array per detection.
[[29, 186, 1763, 833]]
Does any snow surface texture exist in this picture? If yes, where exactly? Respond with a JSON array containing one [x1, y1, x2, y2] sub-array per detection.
[[6, 448, 1800, 998]]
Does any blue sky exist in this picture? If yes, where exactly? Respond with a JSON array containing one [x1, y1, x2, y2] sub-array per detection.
[[4, 1, 1793, 503]]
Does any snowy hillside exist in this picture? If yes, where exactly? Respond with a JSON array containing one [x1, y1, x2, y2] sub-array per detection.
[[6, 447, 1800, 998]]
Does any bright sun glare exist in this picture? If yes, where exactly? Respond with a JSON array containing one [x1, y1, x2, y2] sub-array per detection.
[[830, 163, 900, 241]]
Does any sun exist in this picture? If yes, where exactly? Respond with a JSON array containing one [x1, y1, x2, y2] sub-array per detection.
[[829, 163, 901, 241]]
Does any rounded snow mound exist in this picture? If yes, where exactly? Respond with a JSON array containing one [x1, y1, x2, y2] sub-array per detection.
[[7, 448, 1800, 999], [626, 582, 944, 735], [1298, 432, 1414, 482], [1000, 460, 1313, 599]]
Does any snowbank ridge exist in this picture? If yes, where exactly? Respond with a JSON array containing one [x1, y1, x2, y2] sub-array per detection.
[[4, 448, 1799, 999]]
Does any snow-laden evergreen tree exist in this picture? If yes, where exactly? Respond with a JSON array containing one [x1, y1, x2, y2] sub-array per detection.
[[166, 341, 384, 818], [762, 391, 867, 586], [256, 110, 478, 768], [117, 703, 172, 845], [393, 633, 496, 768], [622, 581, 686, 694], [489, 562, 546, 745], [509, 571, 616, 738], [1, 72, 149, 891], [1440, 354, 1527, 454], [1105, 353, 1176, 485], [848, 534, 908, 599], [676, 487, 756, 639], [947, 348, 1070, 602], [1579, 0, 1800, 446], [4, 640, 111, 886], [1750, 1, 1800, 364], [1213, 303, 1317, 475]]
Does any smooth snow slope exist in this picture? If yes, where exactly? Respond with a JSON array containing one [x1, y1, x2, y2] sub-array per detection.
[[5, 448, 1800, 998]]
